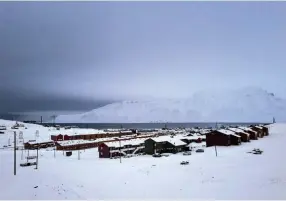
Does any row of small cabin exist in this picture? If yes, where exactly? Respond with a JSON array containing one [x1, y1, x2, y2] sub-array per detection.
[[98, 125, 269, 158], [50, 130, 136, 141], [54, 132, 203, 151], [98, 134, 206, 158], [206, 125, 269, 147], [24, 125, 269, 153]]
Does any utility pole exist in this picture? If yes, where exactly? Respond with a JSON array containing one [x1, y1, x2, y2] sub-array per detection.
[[35, 145, 39, 169], [27, 149, 30, 163], [14, 131, 16, 175], [214, 144, 218, 157], [21, 147, 24, 160], [215, 122, 218, 157], [117, 137, 122, 163], [40, 116, 43, 124], [54, 143, 56, 158]]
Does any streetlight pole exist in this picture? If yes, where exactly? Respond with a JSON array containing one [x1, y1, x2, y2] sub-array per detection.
[[54, 143, 56, 158], [14, 131, 16, 175], [35, 144, 39, 169], [215, 122, 218, 157], [119, 138, 122, 163]]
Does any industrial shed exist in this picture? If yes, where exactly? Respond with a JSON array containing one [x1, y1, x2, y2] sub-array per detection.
[[144, 136, 188, 155]]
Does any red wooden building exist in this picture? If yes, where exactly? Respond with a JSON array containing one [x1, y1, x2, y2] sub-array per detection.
[[250, 126, 264, 138], [239, 127, 258, 140], [50, 130, 135, 142], [206, 129, 241, 147], [227, 128, 250, 142], [261, 125, 269, 136], [98, 139, 145, 158]]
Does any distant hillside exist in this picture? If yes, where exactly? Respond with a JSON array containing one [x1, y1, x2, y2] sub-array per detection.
[[56, 87, 286, 123]]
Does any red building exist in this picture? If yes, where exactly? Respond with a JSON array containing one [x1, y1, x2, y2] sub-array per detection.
[[50, 130, 135, 142], [51, 134, 63, 141], [98, 139, 145, 158], [261, 125, 269, 136], [239, 127, 258, 140], [227, 128, 250, 142], [206, 129, 241, 147], [250, 126, 264, 138]]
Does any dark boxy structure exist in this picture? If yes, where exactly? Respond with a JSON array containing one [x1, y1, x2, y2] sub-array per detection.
[[250, 126, 264, 138], [24, 141, 55, 150], [144, 137, 188, 155], [261, 125, 269, 136], [239, 127, 258, 140], [227, 128, 250, 142], [51, 130, 135, 141], [206, 129, 241, 147], [206, 131, 231, 147], [98, 139, 145, 158]]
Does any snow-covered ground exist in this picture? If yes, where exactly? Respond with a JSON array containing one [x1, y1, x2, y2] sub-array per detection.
[[0, 119, 107, 149], [56, 87, 286, 123], [1, 120, 286, 199]]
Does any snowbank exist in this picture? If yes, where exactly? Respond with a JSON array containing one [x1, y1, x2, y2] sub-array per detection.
[[1, 123, 286, 199]]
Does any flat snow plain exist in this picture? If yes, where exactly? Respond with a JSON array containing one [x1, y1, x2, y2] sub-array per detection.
[[0, 121, 286, 199]]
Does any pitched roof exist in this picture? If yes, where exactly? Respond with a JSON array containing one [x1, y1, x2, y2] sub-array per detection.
[[239, 127, 258, 133], [217, 129, 241, 138], [227, 128, 250, 136], [150, 136, 187, 146], [103, 139, 145, 148]]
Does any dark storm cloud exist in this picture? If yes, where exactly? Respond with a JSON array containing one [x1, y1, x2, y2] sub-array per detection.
[[1, 2, 286, 113], [0, 88, 112, 113], [0, 1, 115, 112]]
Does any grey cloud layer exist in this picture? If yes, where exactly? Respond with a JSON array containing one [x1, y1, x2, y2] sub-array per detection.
[[1, 2, 286, 112]]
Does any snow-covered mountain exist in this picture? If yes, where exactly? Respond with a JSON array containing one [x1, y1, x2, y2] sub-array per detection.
[[55, 87, 286, 123]]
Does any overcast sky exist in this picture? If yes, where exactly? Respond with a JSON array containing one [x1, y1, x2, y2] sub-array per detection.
[[1, 2, 286, 112]]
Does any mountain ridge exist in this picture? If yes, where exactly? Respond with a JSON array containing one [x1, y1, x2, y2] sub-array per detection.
[[55, 87, 285, 123]]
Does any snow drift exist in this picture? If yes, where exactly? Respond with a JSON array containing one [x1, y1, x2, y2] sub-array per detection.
[[56, 87, 286, 123]]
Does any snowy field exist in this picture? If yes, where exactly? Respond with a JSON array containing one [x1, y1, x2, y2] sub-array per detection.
[[1, 121, 286, 199]]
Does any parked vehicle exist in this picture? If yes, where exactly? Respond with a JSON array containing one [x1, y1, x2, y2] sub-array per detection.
[[183, 151, 192, 156], [152, 153, 162, 158], [196, 149, 204, 153], [20, 162, 37, 167], [180, 161, 189, 165]]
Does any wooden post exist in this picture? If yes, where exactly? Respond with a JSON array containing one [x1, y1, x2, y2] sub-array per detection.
[[215, 145, 218, 157], [215, 122, 218, 157], [14, 131, 16, 175], [35, 145, 39, 169], [27, 149, 30, 163], [119, 139, 122, 163], [21, 148, 24, 160]]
